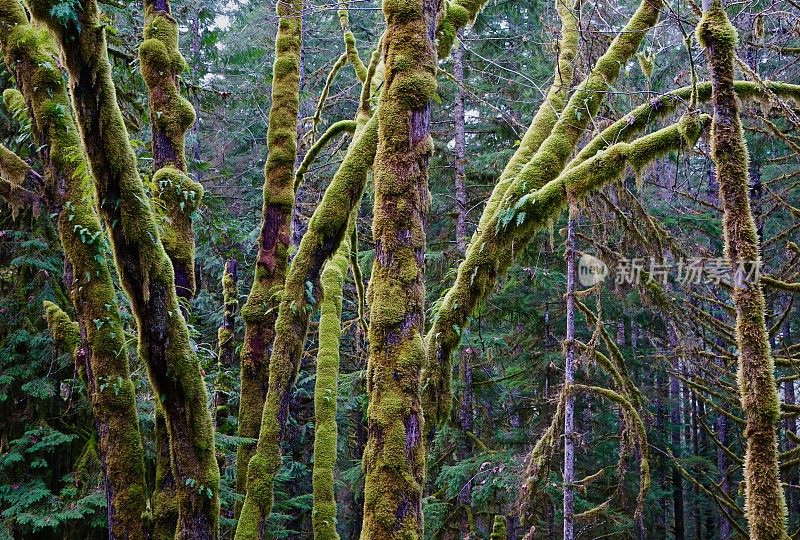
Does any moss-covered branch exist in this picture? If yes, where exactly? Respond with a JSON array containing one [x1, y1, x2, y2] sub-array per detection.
[[236, 0, 304, 509], [698, 3, 788, 537], [295, 119, 357, 190], [0, 143, 44, 218], [24, 0, 220, 534], [312, 225, 351, 540], [216, 259, 239, 428], [422, 0, 581, 425], [0, 4, 149, 535]]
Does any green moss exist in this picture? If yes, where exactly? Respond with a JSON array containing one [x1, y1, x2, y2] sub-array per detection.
[[235, 0, 304, 528], [490, 515, 507, 539], [423, 0, 579, 426], [43, 301, 80, 355], [0, 143, 29, 187], [435, 0, 489, 58], [22, 0, 220, 533], [0, 1, 151, 535], [698, 3, 789, 537]]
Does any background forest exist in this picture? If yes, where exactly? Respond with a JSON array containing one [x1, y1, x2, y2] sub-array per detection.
[[0, 0, 799, 538]]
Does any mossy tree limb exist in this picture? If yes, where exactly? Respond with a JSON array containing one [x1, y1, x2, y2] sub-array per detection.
[[359, 0, 440, 533], [698, 3, 789, 537], [25, 0, 220, 534], [0, 4, 148, 536], [216, 259, 239, 429], [0, 143, 44, 218], [140, 0, 202, 300], [423, 0, 664, 426], [311, 222, 351, 540], [236, 0, 304, 504], [422, 0, 579, 425]]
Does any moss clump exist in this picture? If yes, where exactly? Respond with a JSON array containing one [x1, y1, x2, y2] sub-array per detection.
[[43, 301, 80, 355], [490, 515, 507, 539], [0, 143, 29, 188]]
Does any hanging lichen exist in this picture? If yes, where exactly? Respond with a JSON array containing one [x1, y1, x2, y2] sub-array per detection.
[[23, 0, 220, 534], [697, 2, 789, 537]]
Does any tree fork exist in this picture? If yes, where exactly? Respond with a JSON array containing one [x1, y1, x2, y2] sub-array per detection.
[[25, 0, 220, 534]]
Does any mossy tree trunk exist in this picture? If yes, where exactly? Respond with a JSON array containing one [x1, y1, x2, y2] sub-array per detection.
[[0, 3, 148, 537], [236, 0, 304, 504], [359, 0, 440, 534], [26, 0, 220, 536], [138, 1, 204, 533], [216, 259, 239, 429], [698, 3, 789, 538], [233, 5, 493, 534]]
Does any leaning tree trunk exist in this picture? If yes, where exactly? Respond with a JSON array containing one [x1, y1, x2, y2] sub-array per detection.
[[698, 2, 789, 538], [359, 0, 439, 535], [236, 0, 304, 504], [0, 3, 148, 537], [27, 0, 220, 535]]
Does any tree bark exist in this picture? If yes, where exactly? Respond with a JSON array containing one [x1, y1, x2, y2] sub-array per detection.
[[563, 205, 577, 540], [0, 5, 148, 536], [236, 0, 304, 512]]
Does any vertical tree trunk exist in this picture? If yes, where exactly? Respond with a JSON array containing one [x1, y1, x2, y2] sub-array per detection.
[[563, 205, 577, 540], [453, 30, 467, 254], [458, 347, 474, 538], [312, 222, 352, 540], [359, 0, 439, 535], [698, 3, 789, 537], [216, 259, 239, 429], [716, 356, 731, 540], [236, 0, 304, 509]]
